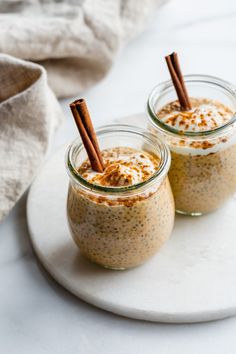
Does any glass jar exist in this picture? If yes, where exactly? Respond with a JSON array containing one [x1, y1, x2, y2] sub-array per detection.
[[147, 75, 236, 215], [66, 124, 174, 270]]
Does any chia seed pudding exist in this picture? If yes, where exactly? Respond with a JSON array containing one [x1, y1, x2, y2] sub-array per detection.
[[147, 75, 236, 215], [66, 126, 175, 269]]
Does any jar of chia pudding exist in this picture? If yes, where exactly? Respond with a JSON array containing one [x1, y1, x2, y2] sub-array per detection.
[[66, 125, 174, 270], [147, 75, 236, 215]]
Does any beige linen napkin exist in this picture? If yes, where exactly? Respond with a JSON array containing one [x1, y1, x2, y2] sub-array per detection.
[[0, 0, 166, 221], [0, 0, 165, 98], [0, 54, 63, 222]]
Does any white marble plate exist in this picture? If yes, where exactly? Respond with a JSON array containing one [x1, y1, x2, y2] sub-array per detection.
[[27, 139, 236, 323]]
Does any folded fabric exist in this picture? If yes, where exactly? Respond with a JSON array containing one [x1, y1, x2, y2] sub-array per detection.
[[0, 54, 63, 222], [0, 0, 165, 97], [0, 0, 166, 221]]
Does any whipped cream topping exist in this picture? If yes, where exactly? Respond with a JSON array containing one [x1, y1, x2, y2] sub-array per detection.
[[157, 98, 233, 133], [78, 147, 159, 187]]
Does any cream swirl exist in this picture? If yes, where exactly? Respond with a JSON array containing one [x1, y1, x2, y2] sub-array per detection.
[[78, 147, 159, 187], [157, 98, 233, 133]]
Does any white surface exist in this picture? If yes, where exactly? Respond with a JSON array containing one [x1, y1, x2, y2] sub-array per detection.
[[27, 141, 236, 323], [2, 0, 236, 352]]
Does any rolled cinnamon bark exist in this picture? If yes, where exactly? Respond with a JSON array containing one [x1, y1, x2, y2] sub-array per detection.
[[73, 99, 105, 169], [70, 101, 104, 173], [165, 52, 192, 110]]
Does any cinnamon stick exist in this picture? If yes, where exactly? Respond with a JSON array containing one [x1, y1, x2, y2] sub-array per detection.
[[165, 52, 192, 110], [170, 52, 192, 110], [70, 100, 104, 173], [73, 99, 105, 169]]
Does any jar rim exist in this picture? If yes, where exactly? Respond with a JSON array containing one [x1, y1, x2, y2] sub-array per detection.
[[66, 124, 170, 194], [147, 74, 236, 138]]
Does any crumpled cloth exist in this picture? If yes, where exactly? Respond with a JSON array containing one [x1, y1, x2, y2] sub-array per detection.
[[0, 0, 165, 222], [0, 0, 165, 97], [0, 54, 63, 222]]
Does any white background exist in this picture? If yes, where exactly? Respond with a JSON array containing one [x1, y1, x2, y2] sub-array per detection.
[[1, 0, 236, 352]]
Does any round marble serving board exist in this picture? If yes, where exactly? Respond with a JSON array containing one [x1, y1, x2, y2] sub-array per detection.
[[27, 125, 236, 324]]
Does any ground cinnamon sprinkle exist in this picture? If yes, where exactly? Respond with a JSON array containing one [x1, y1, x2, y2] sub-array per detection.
[[156, 97, 234, 149], [72, 178, 164, 207], [189, 141, 215, 149], [78, 147, 159, 188], [221, 137, 228, 143], [73, 147, 162, 206]]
